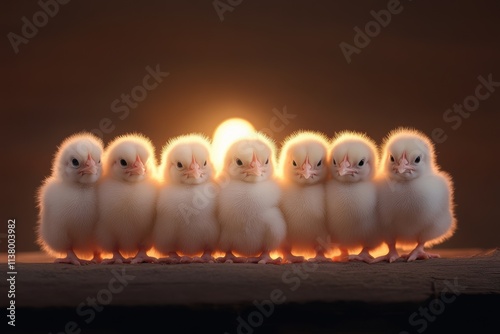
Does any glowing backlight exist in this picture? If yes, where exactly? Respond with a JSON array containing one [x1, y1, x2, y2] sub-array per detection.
[[212, 118, 255, 176]]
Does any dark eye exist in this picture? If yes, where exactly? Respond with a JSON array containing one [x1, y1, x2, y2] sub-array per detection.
[[317, 160, 322, 167], [390, 155, 394, 162], [415, 156, 421, 163], [120, 159, 127, 167], [333, 159, 336, 166], [292, 160, 297, 167], [358, 159, 365, 167], [71, 158, 80, 168], [236, 158, 243, 166], [98, 159, 101, 164], [204, 160, 207, 166], [177, 162, 183, 168], [265, 158, 269, 165]]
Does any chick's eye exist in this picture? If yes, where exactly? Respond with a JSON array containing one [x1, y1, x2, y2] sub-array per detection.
[[71, 158, 80, 168], [333, 159, 337, 166], [317, 160, 322, 167], [415, 156, 421, 163], [120, 159, 127, 167], [390, 155, 395, 162], [203, 160, 207, 166], [265, 158, 269, 165], [358, 159, 365, 167], [292, 160, 297, 167], [176, 162, 183, 169], [236, 158, 243, 166]]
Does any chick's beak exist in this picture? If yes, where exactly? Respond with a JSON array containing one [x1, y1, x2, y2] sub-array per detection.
[[243, 152, 262, 176], [394, 152, 414, 174], [127, 155, 145, 175], [184, 155, 202, 179], [79, 154, 97, 175], [298, 156, 313, 179], [338, 155, 356, 176]]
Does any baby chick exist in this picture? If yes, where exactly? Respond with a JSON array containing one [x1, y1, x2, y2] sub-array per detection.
[[37, 133, 103, 265], [154, 134, 219, 264], [374, 128, 456, 262], [326, 131, 381, 262], [278, 131, 330, 263], [96, 133, 158, 264], [217, 132, 286, 264]]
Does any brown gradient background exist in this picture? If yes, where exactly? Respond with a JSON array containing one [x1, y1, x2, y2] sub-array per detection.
[[2, 0, 499, 252]]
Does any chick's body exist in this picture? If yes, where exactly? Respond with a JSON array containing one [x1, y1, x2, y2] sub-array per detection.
[[218, 179, 283, 255], [37, 133, 103, 265], [98, 178, 157, 252], [156, 184, 218, 254], [39, 181, 98, 253], [280, 182, 326, 248], [378, 174, 453, 244], [326, 180, 378, 246]]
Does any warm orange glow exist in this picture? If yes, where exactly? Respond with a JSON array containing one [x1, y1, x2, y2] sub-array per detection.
[[212, 118, 255, 176], [152, 245, 391, 261], [271, 244, 390, 261], [82, 244, 390, 262]]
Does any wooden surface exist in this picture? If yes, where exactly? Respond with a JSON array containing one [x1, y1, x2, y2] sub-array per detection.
[[2, 249, 500, 333]]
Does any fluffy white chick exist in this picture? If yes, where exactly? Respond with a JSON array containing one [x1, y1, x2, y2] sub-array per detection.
[[96, 133, 158, 264], [326, 131, 381, 262], [217, 132, 286, 264], [278, 131, 330, 263], [154, 134, 219, 264], [37, 133, 103, 265], [374, 128, 456, 262]]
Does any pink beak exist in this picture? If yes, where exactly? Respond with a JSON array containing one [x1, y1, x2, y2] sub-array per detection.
[[184, 155, 202, 179], [338, 155, 356, 176], [298, 156, 313, 179], [126, 155, 145, 176], [394, 152, 414, 174], [79, 154, 97, 175], [243, 152, 263, 176]]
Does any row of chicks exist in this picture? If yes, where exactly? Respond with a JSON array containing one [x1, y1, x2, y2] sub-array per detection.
[[37, 128, 456, 265]]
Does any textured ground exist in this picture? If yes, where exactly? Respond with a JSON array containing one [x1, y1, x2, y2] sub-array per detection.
[[1, 249, 499, 333]]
